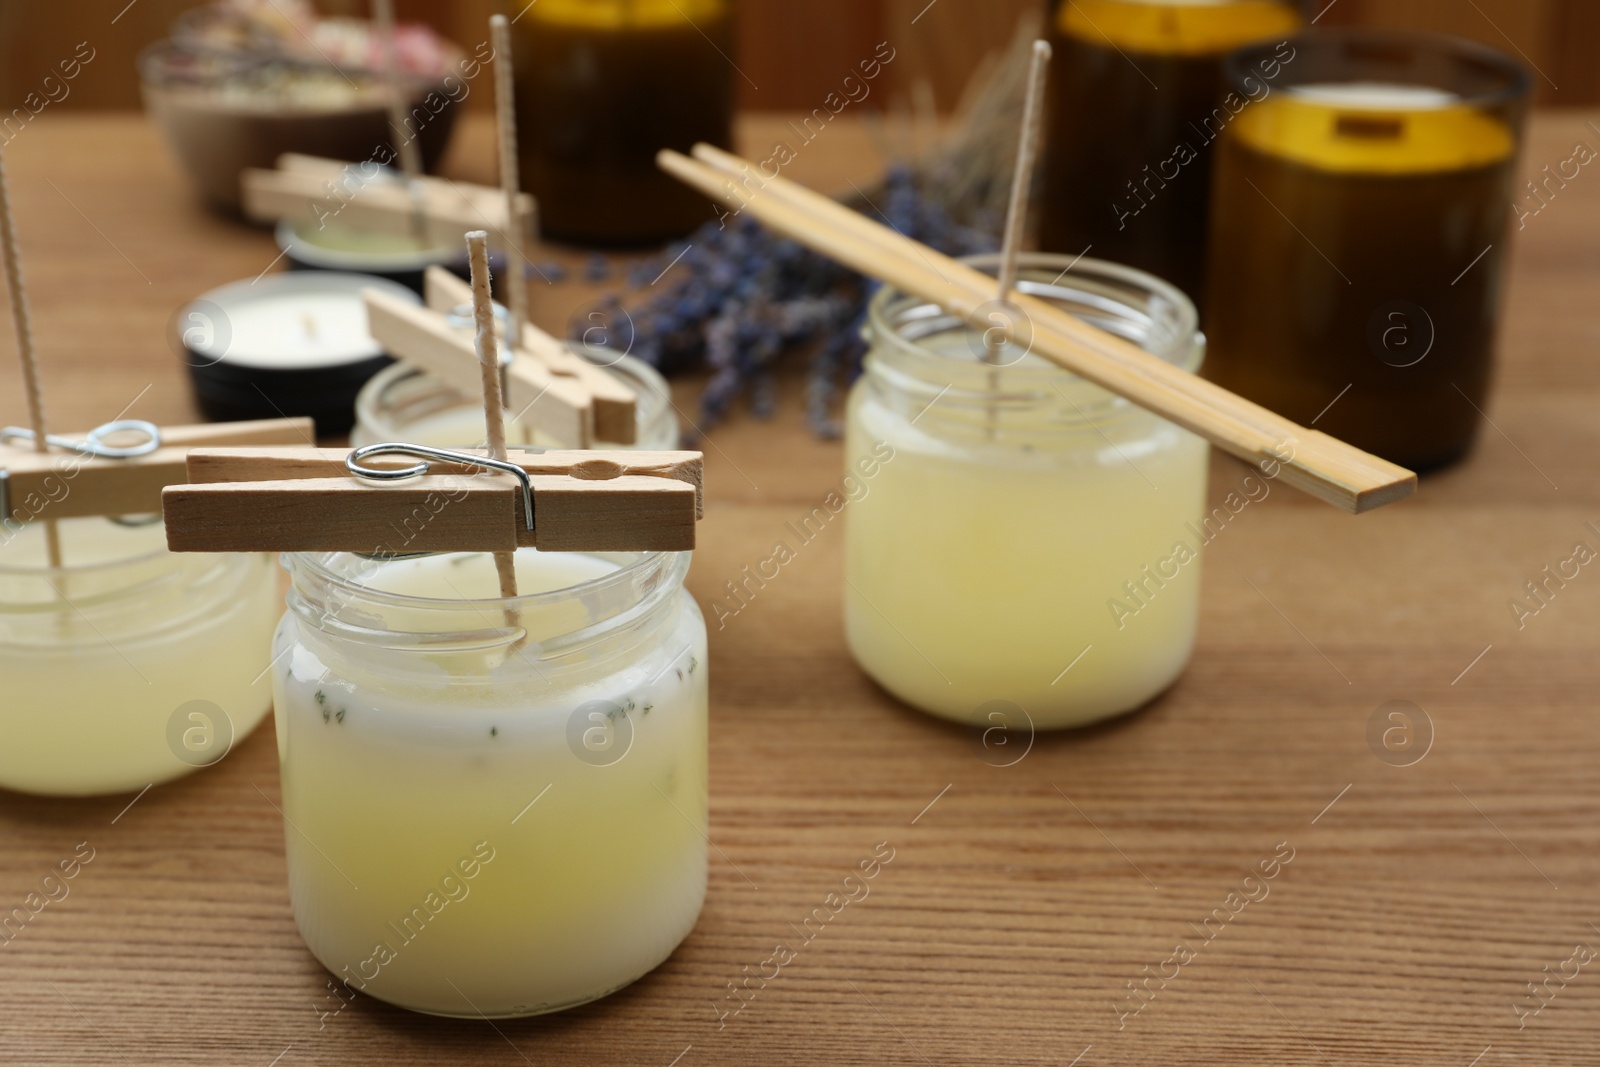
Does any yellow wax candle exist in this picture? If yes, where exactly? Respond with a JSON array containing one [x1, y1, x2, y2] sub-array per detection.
[[510, 0, 735, 243], [0, 517, 278, 796], [1229, 82, 1516, 174], [272, 548, 707, 1016], [1204, 35, 1529, 471], [843, 255, 1211, 730]]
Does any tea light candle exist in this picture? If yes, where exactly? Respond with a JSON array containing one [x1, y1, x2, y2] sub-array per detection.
[[0, 516, 279, 795], [180, 272, 421, 434], [1205, 32, 1529, 470], [272, 546, 707, 1016], [844, 254, 1209, 729]]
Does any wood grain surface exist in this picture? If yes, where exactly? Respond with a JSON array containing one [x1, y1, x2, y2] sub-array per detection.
[[2, 111, 1599, 1066]]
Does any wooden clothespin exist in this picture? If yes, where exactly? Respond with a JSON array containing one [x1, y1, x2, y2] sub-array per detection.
[[362, 265, 638, 448], [241, 154, 536, 251], [1, 417, 313, 526], [161, 445, 702, 555]]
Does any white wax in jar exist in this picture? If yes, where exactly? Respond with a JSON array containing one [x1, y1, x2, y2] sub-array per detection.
[[272, 549, 708, 1017], [219, 291, 380, 369]]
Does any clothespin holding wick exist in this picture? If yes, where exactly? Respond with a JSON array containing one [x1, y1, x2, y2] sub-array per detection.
[[363, 266, 638, 450], [0, 126, 315, 539], [1, 418, 315, 528], [360, 13, 637, 451], [242, 0, 536, 248], [162, 233, 702, 558], [241, 154, 533, 251]]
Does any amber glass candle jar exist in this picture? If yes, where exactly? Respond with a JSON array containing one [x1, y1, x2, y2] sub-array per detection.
[[507, 0, 734, 245], [1204, 31, 1529, 471], [1037, 0, 1302, 307]]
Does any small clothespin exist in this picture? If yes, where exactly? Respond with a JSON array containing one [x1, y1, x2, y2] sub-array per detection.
[[363, 266, 638, 449], [240, 154, 535, 252], [1, 418, 314, 527], [161, 445, 703, 555]]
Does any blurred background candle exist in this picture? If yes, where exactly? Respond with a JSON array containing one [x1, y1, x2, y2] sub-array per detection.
[[845, 255, 1209, 729], [177, 272, 419, 434], [1203, 30, 1529, 471], [506, 0, 735, 245], [1037, 0, 1302, 307]]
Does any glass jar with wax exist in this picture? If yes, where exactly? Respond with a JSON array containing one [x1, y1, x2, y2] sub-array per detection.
[[844, 254, 1209, 730], [271, 546, 707, 1016], [352, 347, 680, 450], [0, 517, 278, 796], [1204, 31, 1530, 471], [506, 0, 735, 244], [1037, 0, 1302, 307]]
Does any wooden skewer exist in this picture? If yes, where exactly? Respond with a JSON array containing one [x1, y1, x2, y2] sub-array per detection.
[[663, 146, 1417, 514], [692, 142, 1304, 448], [371, 0, 429, 244], [466, 230, 521, 613], [985, 38, 1052, 438], [489, 13, 528, 351], [0, 137, 62, 567]]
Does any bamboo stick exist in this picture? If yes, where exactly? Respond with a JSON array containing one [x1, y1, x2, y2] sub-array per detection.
[[663, 146, 1416, 514]]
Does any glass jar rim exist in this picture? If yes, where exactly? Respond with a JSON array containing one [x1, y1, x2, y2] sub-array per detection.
[[284, 547, 686, 614], [866, 251, 1203, 383], [1227, 28, 1532, 111]]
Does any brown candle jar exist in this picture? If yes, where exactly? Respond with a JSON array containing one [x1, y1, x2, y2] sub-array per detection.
[[1037, 0, 1302, 309], [506, 0, 735, 245], [1203, 30, 1530, 471]]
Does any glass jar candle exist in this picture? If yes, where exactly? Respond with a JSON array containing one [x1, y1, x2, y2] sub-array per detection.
[[351, 348, 680, 450], [272, 546, 708, 1016], [507, 0, 735, 244], [1204, 30, 1529, 471], [0, 516, 278, 796], [1037, 0, 1302, 307], [844, 254, 1209, 729]]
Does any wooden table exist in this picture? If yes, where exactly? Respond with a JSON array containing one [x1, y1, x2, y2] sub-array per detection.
[[2, 112, 1598, 1066]]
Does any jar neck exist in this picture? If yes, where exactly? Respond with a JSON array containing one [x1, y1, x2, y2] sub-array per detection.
[[863, 253, 1202, 441], [282, 550, 689, 682]]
